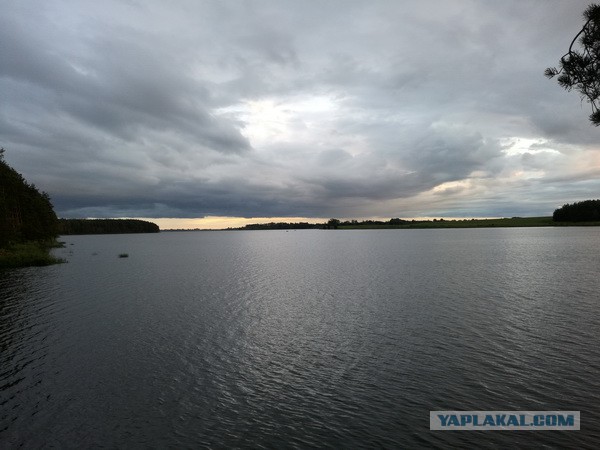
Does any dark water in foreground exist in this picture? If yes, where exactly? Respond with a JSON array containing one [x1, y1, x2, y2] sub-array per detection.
[[1, 228, 600, 448]]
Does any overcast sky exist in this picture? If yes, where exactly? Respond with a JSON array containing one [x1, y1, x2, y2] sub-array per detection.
[[2, 0, 599, 227]]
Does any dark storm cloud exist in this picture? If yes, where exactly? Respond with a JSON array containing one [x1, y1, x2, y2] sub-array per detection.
[[2, 0, 599, 220], [0, 5, 249, 153]]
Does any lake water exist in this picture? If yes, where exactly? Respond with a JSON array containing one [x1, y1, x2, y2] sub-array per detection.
[[1, 228, 600, 448]]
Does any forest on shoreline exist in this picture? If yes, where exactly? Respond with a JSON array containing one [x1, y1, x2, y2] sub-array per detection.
[[58, 219, 160, 235], [1, 149, 159, 268], [0, 149, 63, 268]]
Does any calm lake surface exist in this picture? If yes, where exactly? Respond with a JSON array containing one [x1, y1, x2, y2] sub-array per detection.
[[2, 228, 600, 448]]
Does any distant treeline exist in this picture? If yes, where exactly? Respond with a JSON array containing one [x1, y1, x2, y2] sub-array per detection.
[[236, 217, 569, 230], [239, 222, 319, 230], [237, 218, 410, 230], [58, 219, 160, 235], [0, 149, 58, 247], [325, 218, 409, 229], [553, 200, 600, 222]]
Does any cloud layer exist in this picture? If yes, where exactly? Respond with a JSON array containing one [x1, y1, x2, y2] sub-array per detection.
[[2, 0, 599, 220]]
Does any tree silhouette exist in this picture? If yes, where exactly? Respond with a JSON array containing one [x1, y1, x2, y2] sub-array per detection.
[[553, 199, 600, 221], [0, 148, 59, 246], [327, 218, 340, 229], [545, 4, 600, 125]]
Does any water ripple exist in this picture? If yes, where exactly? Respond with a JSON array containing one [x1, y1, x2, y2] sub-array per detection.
[[2, 229, 600, 447]]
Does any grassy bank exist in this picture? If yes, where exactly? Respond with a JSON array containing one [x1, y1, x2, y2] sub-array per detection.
[[0, 240, 66, 269]]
